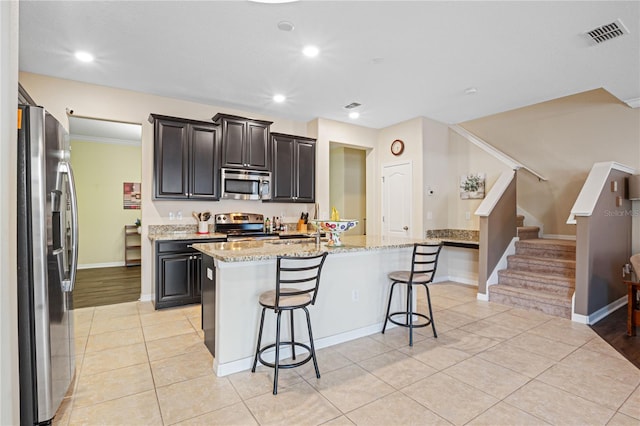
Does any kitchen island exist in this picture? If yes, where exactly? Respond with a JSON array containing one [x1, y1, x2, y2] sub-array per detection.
[[193, 235, 439, 376]]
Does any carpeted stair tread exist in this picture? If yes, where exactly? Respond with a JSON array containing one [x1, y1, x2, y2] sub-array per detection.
[[517, 226, 540, 240], [515, 238, 576, 260], [489, 285, 572, 318], [507, 255, 576, 277], [490, 284, 573, 304], [498, 270, 574, 294]]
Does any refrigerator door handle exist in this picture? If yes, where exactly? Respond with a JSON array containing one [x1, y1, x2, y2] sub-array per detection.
[[58, 161, 78, 292]]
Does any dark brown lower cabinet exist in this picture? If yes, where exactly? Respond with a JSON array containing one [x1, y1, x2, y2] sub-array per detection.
[[155, 239, 223, 309]]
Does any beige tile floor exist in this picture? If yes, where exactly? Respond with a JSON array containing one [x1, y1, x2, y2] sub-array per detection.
[[54, 282, 640, 426]]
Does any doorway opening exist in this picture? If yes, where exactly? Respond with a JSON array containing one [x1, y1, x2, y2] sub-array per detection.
[[68, 116, 142, 308], [329, 143, 367, 236]]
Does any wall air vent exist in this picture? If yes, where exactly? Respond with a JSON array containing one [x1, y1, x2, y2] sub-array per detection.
[[344, 102, 361, 109], [584, 19, 629, 45]]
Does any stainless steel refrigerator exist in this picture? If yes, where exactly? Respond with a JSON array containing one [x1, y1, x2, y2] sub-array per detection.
[[17, 105, 78, 425]]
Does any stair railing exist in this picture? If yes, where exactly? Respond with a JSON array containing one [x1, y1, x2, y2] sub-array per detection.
[[450, 125, 547, 182], [475, 170, 518, 299]]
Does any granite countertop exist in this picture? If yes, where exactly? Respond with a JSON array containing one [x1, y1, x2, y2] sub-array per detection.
[[148, 231, 228, 242], [146, 224, 226, 241], [193, 235, 441, 263], [147, 224, 323, 242], [425, 229, 479, 248]]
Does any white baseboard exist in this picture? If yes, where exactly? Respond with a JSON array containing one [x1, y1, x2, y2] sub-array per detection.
[[77, 261, 125, 270], [139, 293, 153, 303], [441, 275, 478, 286], [477, 293, 489, 301], [214, 322, 389, 377], [571, 295, 627, 325]]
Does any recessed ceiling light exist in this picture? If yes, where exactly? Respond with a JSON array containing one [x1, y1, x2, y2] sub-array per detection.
[[277, 21, 295, 31], [302, 45, 319, 58], [250, 0, 299, 3], [349, 111, 360, 119], [74, 51, 94, 63], [273, 94, 286, 103]]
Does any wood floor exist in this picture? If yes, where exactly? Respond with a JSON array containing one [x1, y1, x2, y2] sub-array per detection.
[[590, 306, 640, 369], [73, 265, 141, 309]]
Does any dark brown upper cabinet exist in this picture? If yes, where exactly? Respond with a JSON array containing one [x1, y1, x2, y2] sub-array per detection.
[[150, 114, 219, 200], [270, 133, 316, 203], [212, 113, 272, 171]]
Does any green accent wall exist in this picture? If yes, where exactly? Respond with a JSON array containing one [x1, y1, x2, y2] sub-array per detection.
[[71, 139, 141, 267]]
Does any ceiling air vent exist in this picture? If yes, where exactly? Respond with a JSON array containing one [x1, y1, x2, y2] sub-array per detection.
[[584, 19, 629, 45]]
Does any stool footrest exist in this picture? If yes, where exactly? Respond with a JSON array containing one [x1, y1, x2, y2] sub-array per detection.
[[257, 341, 314, 370], [387, 311, 432, 329]]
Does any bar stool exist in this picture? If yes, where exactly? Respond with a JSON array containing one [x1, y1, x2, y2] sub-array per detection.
[[251, 252, 328, 394], [382, 242, 443, 346]]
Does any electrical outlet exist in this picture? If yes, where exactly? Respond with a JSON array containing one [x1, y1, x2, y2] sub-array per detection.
[[352, 289, 359, 302], [207, 268, 213, 280], [427, 211, 433, 220], [465, 211, 471, 220]]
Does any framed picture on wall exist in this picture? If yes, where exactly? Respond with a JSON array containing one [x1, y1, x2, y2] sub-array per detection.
[[460, 173, 485, 199], [123, 182, 141, 209]]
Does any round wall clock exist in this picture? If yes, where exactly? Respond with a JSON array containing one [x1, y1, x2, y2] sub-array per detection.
[[391, 139, 404, 156]]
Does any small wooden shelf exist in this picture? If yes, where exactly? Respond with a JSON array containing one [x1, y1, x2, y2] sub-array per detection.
[[124, 225, 141, 266]]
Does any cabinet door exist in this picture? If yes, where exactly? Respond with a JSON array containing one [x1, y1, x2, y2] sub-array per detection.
[[220, 117, 246, 168], [154, 120, 188, 199], [246, 120, 270, 170], [190, 124, 219, 200], [295, 140, 316, 203], [271, 134, 295, 201], [157, 253, 192, 308]]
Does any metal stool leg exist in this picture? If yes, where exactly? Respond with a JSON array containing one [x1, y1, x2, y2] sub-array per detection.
[[304, 307, 320, 379], [425, 284, 437, 338], [273, 310, 283, 395], [290, 310, 296, 360], [251, 307, 266, 372], [382, 282, 397, 334], [407, 284, 414, 346]]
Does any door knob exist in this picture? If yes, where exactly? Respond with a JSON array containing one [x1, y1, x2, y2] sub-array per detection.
[[403, 226, 409, 231]]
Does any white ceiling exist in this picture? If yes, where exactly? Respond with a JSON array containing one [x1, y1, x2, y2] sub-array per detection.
[[19, 1, 640, 129], [68, 116, 142, 145]]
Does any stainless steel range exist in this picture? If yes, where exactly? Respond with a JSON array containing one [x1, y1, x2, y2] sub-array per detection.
[[214, 212, 278, 241]]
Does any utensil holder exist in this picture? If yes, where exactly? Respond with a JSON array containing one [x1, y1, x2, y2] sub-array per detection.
[[198, 221, 209, 234]]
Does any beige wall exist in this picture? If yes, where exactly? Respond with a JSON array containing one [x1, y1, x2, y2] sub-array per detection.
[[377, 117, 425, 238], [447, 131, 513, 229], [1, 1, 19, 423], [461, 89, 640, 236], [330, 147, 366, 235], [311, 118, 379, 235], [20, 72, 310, 301], [423, 117, 450, 230], [71, 139, 142, 267]]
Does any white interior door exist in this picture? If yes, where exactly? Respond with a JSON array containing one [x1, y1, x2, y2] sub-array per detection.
[[382, 162, 412, 237]]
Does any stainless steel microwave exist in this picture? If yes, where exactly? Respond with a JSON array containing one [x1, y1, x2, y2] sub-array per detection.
[[221, 168, 272, 200]]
